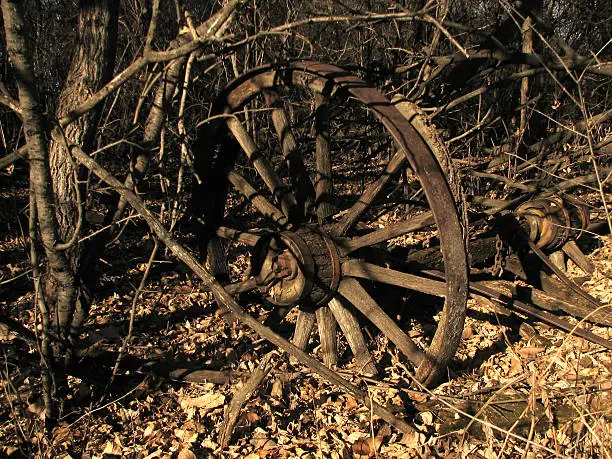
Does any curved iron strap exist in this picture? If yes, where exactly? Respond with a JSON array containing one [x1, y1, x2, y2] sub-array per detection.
[[196, 61, 469, 385]]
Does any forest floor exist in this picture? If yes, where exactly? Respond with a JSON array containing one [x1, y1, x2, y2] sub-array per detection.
[[1, 190, 611, 458]]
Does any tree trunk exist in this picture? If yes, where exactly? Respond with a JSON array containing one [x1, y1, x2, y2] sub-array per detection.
[[2, 0, 76, 422], [48, 0, 118, 333], [3, 0, 118, 422]]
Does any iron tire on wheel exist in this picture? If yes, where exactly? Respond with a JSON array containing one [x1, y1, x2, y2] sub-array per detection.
[[192, 61, 468, 387]]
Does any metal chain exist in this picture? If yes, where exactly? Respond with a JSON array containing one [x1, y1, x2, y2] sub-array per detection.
[[491, 233, 505, 277]]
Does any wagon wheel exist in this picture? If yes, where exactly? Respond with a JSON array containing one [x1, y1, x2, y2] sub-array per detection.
[[193, 61, 468, 386]]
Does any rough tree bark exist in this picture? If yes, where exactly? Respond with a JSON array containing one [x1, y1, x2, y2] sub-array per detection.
[[2, 0, 118, 421], [1, 0, 77, 421], [49, 0, 118, 334]]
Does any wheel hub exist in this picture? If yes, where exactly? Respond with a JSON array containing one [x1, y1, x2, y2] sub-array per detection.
[[251, 226, 341, 307]]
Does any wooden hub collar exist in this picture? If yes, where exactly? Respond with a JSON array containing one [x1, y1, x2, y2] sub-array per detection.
[[251, 226, 341, 307]]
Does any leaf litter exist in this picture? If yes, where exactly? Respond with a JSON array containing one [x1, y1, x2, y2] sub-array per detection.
[[1, 219, 611, 458]]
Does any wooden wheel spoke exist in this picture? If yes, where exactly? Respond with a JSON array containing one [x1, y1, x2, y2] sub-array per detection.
[[263, 90, 316, 218], [227, 170, 289, 228], [199, 62, 469, 388], [316, 306, 338, 366], [224, 277, 258, 296], [332, 150, 406, 237], [341, 259, 446, 297], [314, 93, 334, 222], [341, 211, 435, 253], [226, 117, 298, 221], [292, 310, 316, 351], [215, 226, 261, 247], [338, 278, 426, 367], [328, 298, 377, 376]]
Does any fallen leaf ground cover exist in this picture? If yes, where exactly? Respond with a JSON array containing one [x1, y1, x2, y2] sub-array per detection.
[[1, 190, 611, 458]]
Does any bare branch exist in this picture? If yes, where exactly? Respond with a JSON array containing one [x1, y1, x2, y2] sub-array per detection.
[[0, 145, 27, 170], [71, 144, 416, 435], [0, 81, 22, 116], [59, 0, 244, 127]]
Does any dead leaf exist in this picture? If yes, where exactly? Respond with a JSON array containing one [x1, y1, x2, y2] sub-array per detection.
[[409, 391, 428, 404], [102, 434, 123, 456], [200, 438, 218, 450], [419, 411, 434, 426], [376, 424, 392, 440], [347, 432, 367, 443], [238, 410, 260, 428], [352, 437, 376, 458], [2, 447, 18, 457], [179, 392, 225, 412], [519, 322, 537, 340], [27, 399, 45, 419], [462, 325, 474, 339], [174, 428, 198, 444], [342, 394, 359, 412], [353, 424, 393, 458], [400, 431, 426, 448], [579, 355, 594, 368], [177, 448, 197, 459], [141, 448, 163, 459], [517, 347, 545, 358], [50, 424, 73, 446], [143, 422, 158, 438], [250, 434, 276, 451], [508, 355, 522, 376], [0, 324, 15, 340], [271, 379, 283, 398]]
